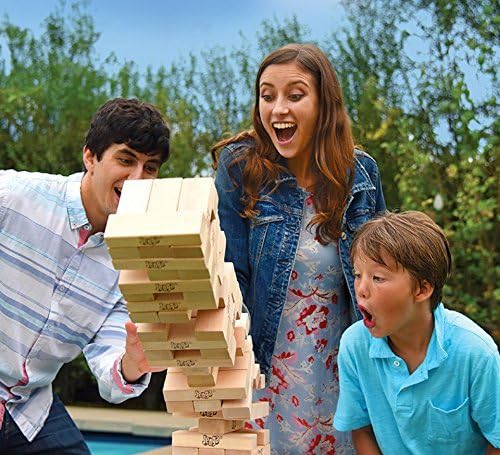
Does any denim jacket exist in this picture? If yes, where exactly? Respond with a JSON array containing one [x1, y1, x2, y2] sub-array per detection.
[[215, 141, 386, 376]]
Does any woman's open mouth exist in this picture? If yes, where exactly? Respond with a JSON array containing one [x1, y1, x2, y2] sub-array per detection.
[[273, 122, 297, 144], [358, 304, 376, 329]]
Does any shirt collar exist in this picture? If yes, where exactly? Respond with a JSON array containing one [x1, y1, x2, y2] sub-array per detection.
[[65, 172, 90, 231], [368, 303, 449, 368]]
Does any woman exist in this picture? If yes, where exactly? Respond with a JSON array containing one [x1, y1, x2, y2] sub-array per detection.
[[212, 43, 385, 454]]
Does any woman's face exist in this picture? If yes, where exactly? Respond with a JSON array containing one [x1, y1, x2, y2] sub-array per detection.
[[258, 61, 319, 166]]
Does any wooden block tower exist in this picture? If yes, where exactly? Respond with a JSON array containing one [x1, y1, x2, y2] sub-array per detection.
[[104, 177, 270, 454]]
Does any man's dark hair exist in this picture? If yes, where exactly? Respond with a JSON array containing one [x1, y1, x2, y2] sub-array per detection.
[[85, 98, 170, 163]]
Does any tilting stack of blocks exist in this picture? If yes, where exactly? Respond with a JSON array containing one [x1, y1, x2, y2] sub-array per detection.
[[104, 177, 270, 454]]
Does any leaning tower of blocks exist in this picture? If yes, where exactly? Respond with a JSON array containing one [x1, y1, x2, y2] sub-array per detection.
[[104, 177, 271, 454]]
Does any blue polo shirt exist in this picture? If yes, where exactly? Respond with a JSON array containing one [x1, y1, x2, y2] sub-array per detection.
[[334, 304, 499, 454]]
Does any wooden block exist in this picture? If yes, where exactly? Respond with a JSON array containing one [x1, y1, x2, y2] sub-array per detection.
[[198, 418, 245, 435], [116, 179, 153, 215], [168, 321, 235, 351], [120, 269, 214, 294], [172, 429, 257, 450], [145, 349, 174, 362], [109, 246, 141, 260], [194, 294, 235, 342], [115, 257, 207, 271], [169, 245, 204, 258], [239, 429, 270, 446], [146, 268, 216, 281], [147, 178, 183, 213], [129, 311, 160, 323], [104, 210, 207, 248], [163, 367, 249, 401], [126, 290, 219, 311], [221, 338, 253, 371], [169, 366, 214, 375], [198, 449, 223, 455], [193, 400, 222, 413], [172, 410, 224, 420], [252, 364, 260, 389], [221, 401, 269, 421], [136, 322, 169, 342], [146, 269, 181, 281], [148, 349, 236, 368], [177, 177, 218, 220], [257, 374, 266, 390], [235, 313, 250, 335], [172, 447, 199, 455], [166, 400, 195, 414], [225, 445, 270, 455], [186, 367, 219, 387], [158, 309, 193, 323]]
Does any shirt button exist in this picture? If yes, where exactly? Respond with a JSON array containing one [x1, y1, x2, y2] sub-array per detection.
[[59, 284, 66, 292], [84, 224, 92, 231], [341, 232, 347, 241], [393, 360, 400, 367]]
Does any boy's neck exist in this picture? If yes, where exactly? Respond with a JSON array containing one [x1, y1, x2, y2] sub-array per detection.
[[388, 309, 435, 374]]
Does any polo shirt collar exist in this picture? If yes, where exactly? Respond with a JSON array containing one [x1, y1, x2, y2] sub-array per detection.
[[425, 303, 448, 371], [65, 172, 90, 230], [368, 303, 449, 369]]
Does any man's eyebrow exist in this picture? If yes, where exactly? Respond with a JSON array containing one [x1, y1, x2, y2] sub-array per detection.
[[115, 148, 137, 158], [117, 148, 161, 164]]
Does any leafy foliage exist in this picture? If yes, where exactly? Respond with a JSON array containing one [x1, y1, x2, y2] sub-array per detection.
[[1, 0, 497, 408]]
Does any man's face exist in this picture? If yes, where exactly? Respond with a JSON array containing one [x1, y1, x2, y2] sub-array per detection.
[[81, 143, 162, 232]]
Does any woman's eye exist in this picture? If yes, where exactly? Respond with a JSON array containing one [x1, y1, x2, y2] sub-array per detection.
[[373, 276, 385, 282], [289, 94, 303, 101], [260, 94, 273, 102]]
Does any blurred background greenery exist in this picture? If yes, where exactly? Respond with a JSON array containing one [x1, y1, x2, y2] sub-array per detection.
[[0, 0, 498, 409]]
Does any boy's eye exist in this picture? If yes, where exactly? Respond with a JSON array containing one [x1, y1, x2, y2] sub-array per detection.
[[119, 158, 131, 165]]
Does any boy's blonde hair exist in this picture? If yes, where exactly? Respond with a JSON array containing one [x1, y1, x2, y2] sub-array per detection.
[[350, 211, 452, 311]]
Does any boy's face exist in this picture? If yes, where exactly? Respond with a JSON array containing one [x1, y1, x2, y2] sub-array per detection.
[[81, 143, 162, 232], [353, 251, 423, 339]]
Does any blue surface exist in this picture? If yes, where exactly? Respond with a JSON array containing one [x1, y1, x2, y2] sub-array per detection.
[[83, 431, 171, 455]]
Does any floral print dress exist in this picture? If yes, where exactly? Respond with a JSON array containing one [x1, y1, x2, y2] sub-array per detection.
[[248, 193, 355, 454]]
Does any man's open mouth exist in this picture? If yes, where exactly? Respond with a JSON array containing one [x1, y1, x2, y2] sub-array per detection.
[[114, 187, 122, 198], [273, 122, 297, 143], [358, 304, 376, 329]]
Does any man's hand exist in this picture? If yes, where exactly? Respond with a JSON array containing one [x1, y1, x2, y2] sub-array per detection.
[[121, 321, 166, 383]]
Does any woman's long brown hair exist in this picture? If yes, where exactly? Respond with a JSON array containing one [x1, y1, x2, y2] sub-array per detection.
[[212, 43, 355, 244]]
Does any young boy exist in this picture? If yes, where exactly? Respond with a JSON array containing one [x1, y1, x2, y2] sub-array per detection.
[[334, 211, 499, 454]]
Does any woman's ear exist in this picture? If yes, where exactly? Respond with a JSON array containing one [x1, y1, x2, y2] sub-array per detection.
[[415, 280, 434, 303]]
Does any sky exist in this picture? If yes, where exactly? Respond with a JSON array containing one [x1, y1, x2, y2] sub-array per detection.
[[0, 0, 346, 72]]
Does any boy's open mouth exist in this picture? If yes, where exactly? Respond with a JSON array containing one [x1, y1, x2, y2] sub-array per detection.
[[273, 122, 297, 143], [358, 304, 376, 329]]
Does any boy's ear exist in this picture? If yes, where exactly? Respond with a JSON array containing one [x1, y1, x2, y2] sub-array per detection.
[[82, 146, 95, 173], [415, 280, 434, 302]]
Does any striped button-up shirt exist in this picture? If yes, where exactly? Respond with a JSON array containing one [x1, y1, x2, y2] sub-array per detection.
[[0, 170, 149, 441]]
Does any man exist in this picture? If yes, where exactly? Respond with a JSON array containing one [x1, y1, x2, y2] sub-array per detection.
[[0, 98, 170, 453]]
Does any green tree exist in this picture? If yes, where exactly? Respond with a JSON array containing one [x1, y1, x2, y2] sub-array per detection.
[[329, 0, 499, 338]]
